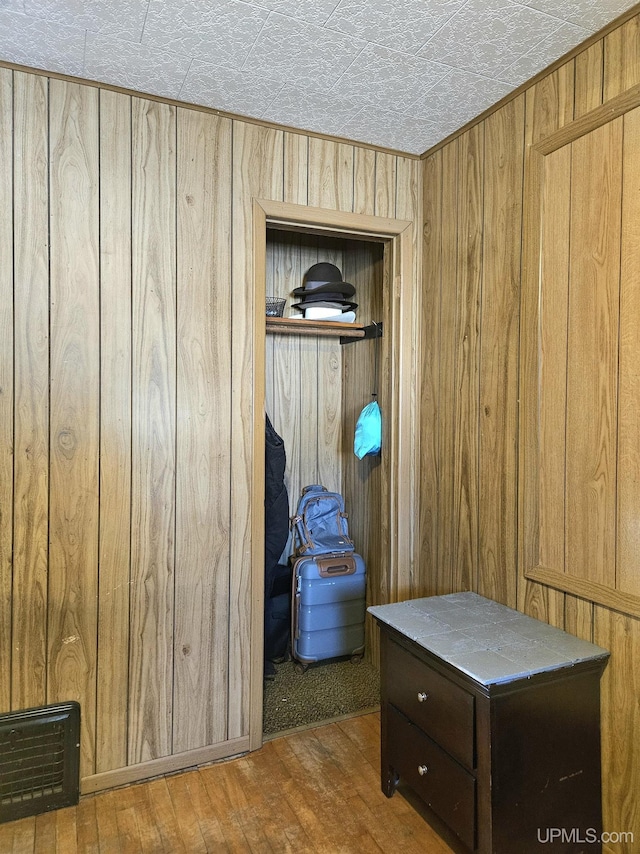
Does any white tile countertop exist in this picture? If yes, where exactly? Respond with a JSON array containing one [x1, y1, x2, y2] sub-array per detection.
[[368, 592, 609, 686]]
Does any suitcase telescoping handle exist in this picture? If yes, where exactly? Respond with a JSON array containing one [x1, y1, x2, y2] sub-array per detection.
[[316, 555, 356, 578]]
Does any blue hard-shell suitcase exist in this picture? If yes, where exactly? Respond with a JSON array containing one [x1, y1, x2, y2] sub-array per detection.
[[291, 552, 366, 670]]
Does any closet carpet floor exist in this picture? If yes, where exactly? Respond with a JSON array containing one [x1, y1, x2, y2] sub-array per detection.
[[263, 657, 380, 735]]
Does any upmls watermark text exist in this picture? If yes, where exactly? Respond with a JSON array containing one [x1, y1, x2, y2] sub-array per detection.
[[537, 828, 634, 845]]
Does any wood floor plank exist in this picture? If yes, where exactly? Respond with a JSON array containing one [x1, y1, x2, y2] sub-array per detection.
[[272, 733, 368, 853], [112, 785, 146, 853], [75, 796, 99, 853], [235, 755, 295, 852], [145, 777, 186, 853], [113, 806, 142, 854], [92, 789, 120, 853], [240, 741, 314, 853], [216, 762, 274, 853], [33, 811, 57, 854], [164, 772, 208, 853], [125, 785, 164, 853], [55, 805, 78, 854], [8, 818, 35, 854], [198, 762, 253, 852], [0, 714, 457, 853], [180, 769, 230, 852]]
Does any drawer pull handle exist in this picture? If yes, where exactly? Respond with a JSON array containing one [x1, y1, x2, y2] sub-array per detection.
[[418, 764, 429, 776], [417, 691, 429, 703]]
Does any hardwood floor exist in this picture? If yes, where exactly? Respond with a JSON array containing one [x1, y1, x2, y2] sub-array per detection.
[[0, 712, 460, 853]]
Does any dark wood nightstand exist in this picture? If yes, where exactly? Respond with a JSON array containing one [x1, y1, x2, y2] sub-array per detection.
[[370, 593, 610, 853]]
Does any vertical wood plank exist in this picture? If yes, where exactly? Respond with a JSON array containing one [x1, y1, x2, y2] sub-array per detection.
[[395, 156, 421, 601], [453, 126, 482, 595], [284, 133, 308, 207], [565, 119, 621, 590], [316, 240, 345, 494], [0, 68, 13, 712], [419, 151, 442, 598], [48, 79, 100, 777], [11, 71, 49, 711], [616, 105, 640, 598], [174, 110, 233, 752], [593, 606, 640, 846], [96, 88, 132, 774], [129, 97, 177, 763], [574, 41, 604, 114], [298, 241, 320, 490], [230, 122, 283, 741], [307, 141, 353, 494], [604, 12, 640, 100], [565, 39, 604, 640], [437, 139, 459, 595], [341, 241, 383, 658], [354, 147, 375, 216], [538, 147, 570, 578], [268, 234, 304, 523], [478, 97, 523, 609], [374, 152, 396, 218], [308, 139, 354, 213], [519, 65, 574, 626]]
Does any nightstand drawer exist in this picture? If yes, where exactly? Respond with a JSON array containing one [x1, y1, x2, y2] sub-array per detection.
[[387, 704, 475, 850], [384, 636, 475, 768]]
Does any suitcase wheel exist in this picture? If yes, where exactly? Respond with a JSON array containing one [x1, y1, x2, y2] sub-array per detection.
[[350, 653, 363, 664], [294, 661, 309, 674]]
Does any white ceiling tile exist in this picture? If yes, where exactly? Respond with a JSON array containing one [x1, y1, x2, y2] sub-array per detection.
[[329, 44, 451, 112], [337, 106, 442, 153], [247, 0, 341, 26], [142, 0, 268, 69], [522, 0, 634, 32], [419, 0, 567, 77], [499, 20, 589, 86], [0, 9, 85, 75], [262, 86, 363, 135], [180, 60, 284, 118], [407, 69, 514, 133], [324, 0, 467, 55], [242, 13, 366, 90], [84, 33, 191, 100], [24, 0, 149, 40], [404, 130, 443, 155]]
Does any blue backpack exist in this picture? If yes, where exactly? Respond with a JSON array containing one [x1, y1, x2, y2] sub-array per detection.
[[291, 485, 354, 556]]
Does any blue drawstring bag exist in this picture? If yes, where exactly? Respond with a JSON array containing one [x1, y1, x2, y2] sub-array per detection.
[[354, 400, 381, 459]]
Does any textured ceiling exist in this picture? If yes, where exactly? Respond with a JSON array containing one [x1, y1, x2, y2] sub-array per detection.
[[0, 0, 636, 155]]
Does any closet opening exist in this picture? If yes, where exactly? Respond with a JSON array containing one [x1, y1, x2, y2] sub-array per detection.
[[263, 228, 385, 737], [250, 200, 417, 749]]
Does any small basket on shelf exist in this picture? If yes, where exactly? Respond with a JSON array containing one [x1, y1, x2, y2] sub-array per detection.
[[266, 297, 286, 317]]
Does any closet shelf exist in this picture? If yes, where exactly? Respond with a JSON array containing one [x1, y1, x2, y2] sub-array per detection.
[[266, 316, 366, 339]]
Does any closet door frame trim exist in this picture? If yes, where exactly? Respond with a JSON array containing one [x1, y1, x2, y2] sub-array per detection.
[[250, 198, 417, 748]]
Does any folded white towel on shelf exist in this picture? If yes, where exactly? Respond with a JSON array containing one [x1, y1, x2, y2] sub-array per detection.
[[303, 308, 356, 323]]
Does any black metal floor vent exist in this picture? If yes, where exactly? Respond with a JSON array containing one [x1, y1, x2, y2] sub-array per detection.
[[0, 702, 80, 824]]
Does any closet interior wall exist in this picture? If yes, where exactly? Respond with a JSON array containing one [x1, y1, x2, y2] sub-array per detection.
[[265, 230, 385, 661]]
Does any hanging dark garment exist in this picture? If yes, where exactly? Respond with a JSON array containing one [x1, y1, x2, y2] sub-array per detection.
[[264, 414, 291, 672]]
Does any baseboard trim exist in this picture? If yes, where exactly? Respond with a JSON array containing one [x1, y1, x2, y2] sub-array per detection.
[[80, 736, 251, 794]]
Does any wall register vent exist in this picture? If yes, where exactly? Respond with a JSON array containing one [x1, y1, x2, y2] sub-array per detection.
[[0, 702, 80, 824]]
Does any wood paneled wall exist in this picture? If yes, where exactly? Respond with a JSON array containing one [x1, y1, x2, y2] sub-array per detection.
[[420, 12, 640, 850], [0, 65, 420, 789]]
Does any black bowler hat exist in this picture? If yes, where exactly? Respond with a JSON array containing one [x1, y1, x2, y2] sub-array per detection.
[[292, 262, 356, 298]]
